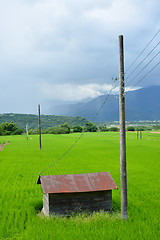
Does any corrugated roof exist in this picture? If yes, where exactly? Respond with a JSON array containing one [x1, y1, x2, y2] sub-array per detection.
[[39, 172, 118, 194]]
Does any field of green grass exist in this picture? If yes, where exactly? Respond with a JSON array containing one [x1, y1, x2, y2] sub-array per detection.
[[0, 132, 160, 239]]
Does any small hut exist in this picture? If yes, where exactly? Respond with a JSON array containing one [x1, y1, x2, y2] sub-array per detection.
[[38, 172, 118, 216]]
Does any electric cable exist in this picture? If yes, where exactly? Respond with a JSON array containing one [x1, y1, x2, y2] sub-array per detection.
[[125, 51, 160, 87], [125, 29, 160, 74], [126, 61, 160, 93], [125, 41, 160, 81]]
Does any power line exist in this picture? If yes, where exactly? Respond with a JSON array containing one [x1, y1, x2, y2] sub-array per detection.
[[125, 29, 160, 74], [126, 51, 160, 87], [125, 41, 160, 81], [39, 131, 85, 176], [126, 61, 160, 93]]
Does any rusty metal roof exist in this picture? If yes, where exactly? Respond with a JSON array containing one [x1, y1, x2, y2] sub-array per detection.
[[39, 172, 118, 194]]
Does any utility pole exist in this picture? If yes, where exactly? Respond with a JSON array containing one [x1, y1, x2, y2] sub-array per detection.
[[119, 35, 128, 220], [38, 104, 41, 150], [140, 131, 142, 139], [26, 124, 28, 140]]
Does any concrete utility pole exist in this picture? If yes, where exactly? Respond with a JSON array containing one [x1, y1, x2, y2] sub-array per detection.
[[137, 130, 139, 140], [26, 124, 28, 140], [140, 131, 142, 139], [38, 104, 41, 150], [119, 35, 128, 220]]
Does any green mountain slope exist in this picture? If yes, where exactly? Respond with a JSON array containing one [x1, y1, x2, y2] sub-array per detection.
[[0, 114, 89, 129]]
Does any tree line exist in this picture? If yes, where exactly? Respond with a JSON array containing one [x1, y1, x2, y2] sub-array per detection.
[[0, 121, 115, 135], [1, 121, 160, 136]]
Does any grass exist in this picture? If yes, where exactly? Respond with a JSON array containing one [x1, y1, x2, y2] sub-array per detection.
[[0, 136, 6, 145], [0, 132, 160, 239]]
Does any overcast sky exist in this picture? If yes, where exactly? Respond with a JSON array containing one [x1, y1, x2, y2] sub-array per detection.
[[0, 0, 160, 114]]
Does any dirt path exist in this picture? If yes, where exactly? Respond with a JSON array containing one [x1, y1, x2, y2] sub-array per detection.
[[150, 132, 160, 134], [0, 142, 9, 151]]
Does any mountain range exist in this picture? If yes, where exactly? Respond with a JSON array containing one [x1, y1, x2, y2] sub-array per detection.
[[48, 86, 160, 121]]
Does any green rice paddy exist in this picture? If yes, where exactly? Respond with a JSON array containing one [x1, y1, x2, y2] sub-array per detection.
[[0, 132, 159, 239]]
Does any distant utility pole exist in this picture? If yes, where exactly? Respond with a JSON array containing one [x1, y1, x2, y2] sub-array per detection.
[[119, 35, 128, 220], [140, 131, 142, 139], [26, 124, 28, 140], [137, 130, 142, 140], [38, 104, 41, 150]]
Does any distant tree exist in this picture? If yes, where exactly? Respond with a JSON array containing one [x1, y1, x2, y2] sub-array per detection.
[[0, 125, 3, 135], [4, 122, 18, 132], [73, 125, 83, 133], [92, 124, 98, 132], [60, 122, 71, 134], [127, 126, 135, 131], [0, 122, 23, 135], [13, 128, 24, 135], [153, 125, 160, 130], [85, 122, 97, 132], [53, 127, 66, 134], [28, 129, 38, 135], [137, 126, 145, 131], [99, 125, 109, 132], [45, 124, 71, 135], [108, 127, 119, 132]]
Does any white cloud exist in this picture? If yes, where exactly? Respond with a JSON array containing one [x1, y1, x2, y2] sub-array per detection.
[[40, 82, 119, 101], [85, 0, 145, 29], [40, 81, 140, 103], [0, 0, 159, 113], [40, 83, 101, 101]]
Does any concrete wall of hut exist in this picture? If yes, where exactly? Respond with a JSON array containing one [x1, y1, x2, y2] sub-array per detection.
[[43, 190, 112, 216], [43, 193, 49, 216]]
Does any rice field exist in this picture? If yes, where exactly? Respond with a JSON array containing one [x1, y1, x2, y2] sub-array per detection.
[[0, 132, 160, 239]]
